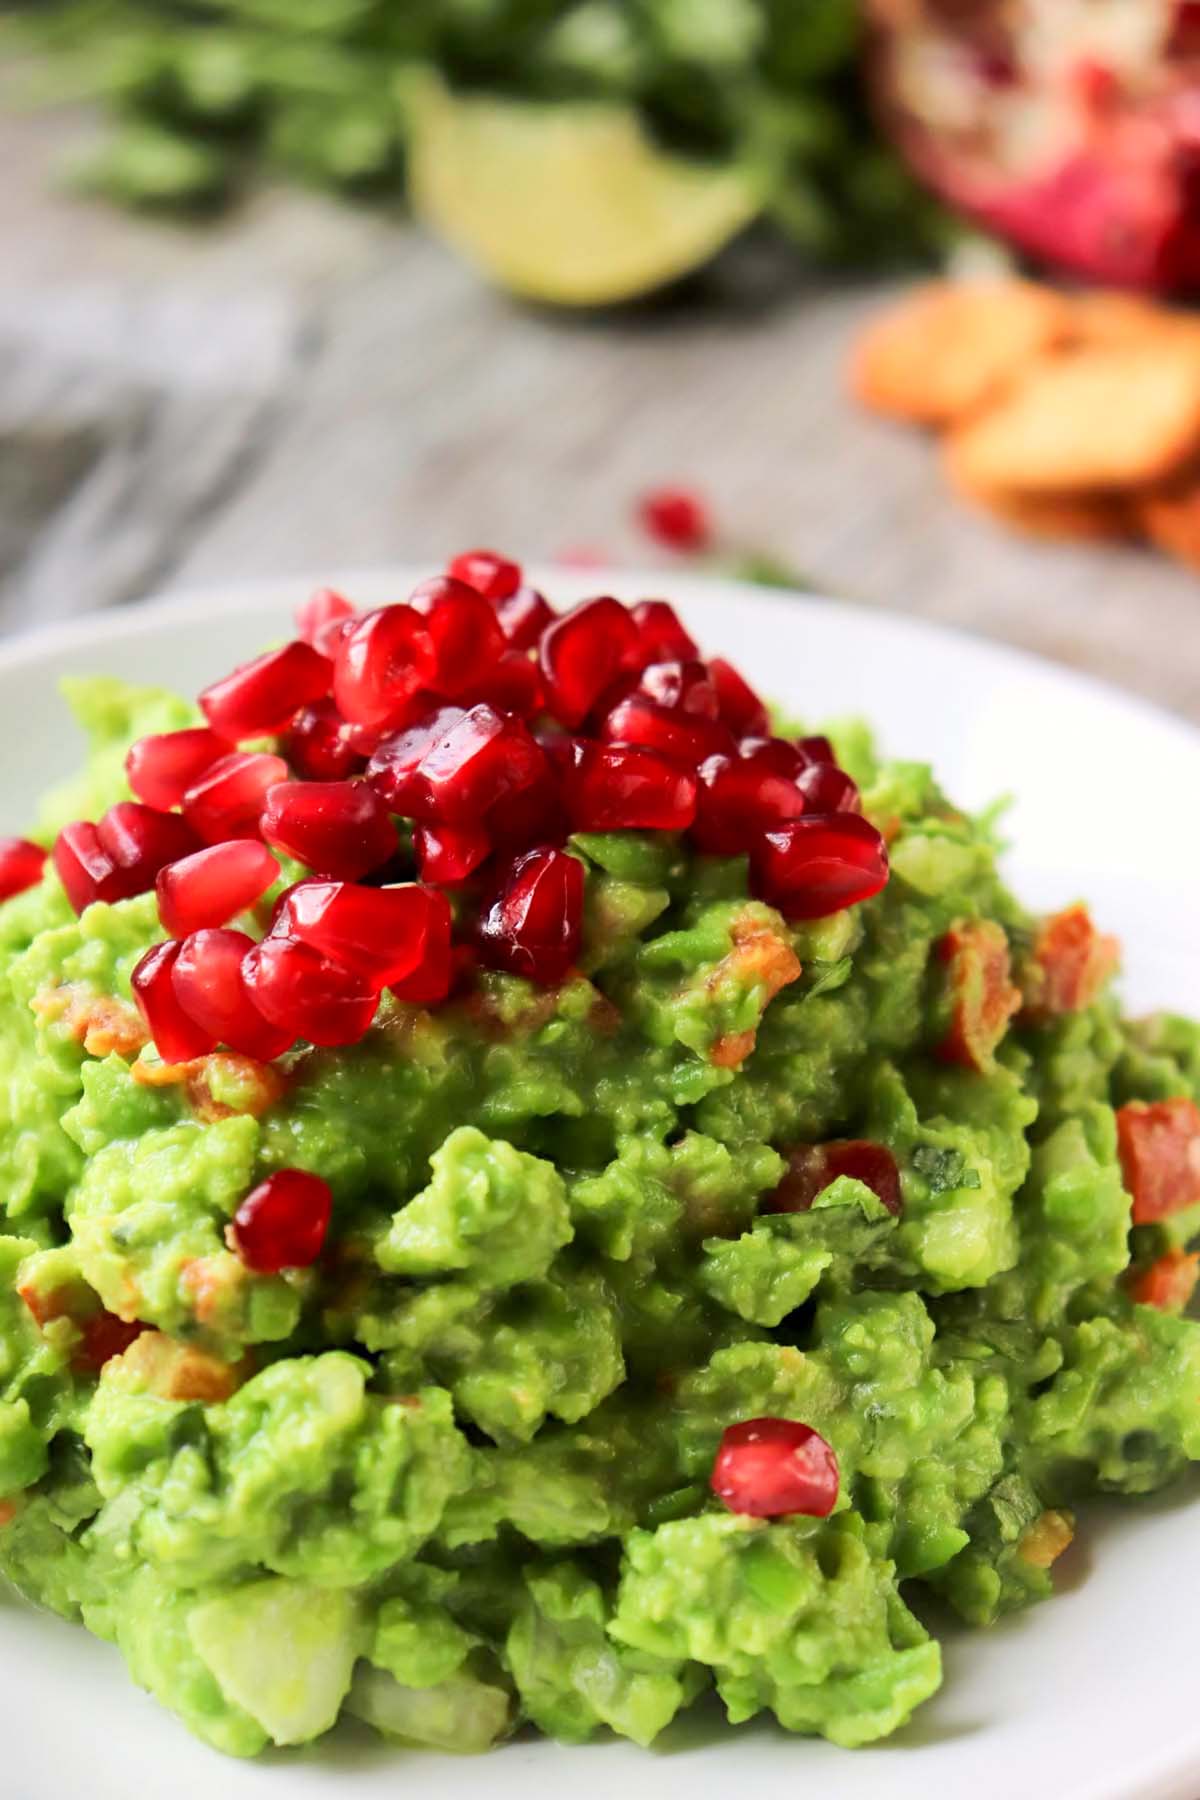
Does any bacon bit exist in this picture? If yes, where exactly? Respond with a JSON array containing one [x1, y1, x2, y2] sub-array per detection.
[[704, 915, 802, 1069], [132, 1051, 285, 1121], [936, 919, 1022, 1072], [16, 1280, 75, 1329], [116, 1328, 249, 1402], [33, 983, 148, 1059], [765, 1139, 902, 1216], [1018, 1509, 1075, 1570], [1025, 904, 1121, 1018], [1129, 1249, 1200, 1312], [73, 1312, 146, 1373], [0, 1499, 20, 1529], [1117, 1099, 1200, 1225]]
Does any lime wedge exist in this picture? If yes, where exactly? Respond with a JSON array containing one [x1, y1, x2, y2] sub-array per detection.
[[406, 77, 762, 306]]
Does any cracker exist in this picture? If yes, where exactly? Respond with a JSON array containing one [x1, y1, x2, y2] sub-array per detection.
[[966, 484, 1135, 544], [850, 281, 1074, 426], [945, 341, 1200, 494], [1070, 290, 1200, 348], [1140, 472, 1200, 571]]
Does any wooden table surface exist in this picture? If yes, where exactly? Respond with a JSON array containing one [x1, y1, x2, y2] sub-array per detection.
[[4, 93, 1199, 724]]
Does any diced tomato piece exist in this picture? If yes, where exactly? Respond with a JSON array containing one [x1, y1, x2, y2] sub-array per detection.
[[937, 918, 1021, 1072], [1026, 903, 1120, 1016], [765, 1139, 902, 1216], [1129, 1248, 1200, 1312], [73, 1312, 145, 1372], [1117, 1098, 1200, 1224]]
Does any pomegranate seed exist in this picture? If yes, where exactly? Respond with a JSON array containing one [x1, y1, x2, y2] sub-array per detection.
[[125, 727, 226, 810], [183, 751, 289, 845], [200, 641, 331, 742], [630, 599, 699, 662], [738, 736, 806, 777], [232, 1169, 332, 1274], [711, 1418, 839, 1519], [797, 735, 835, 766], [286, 700, 363, 782], [57, 804, 200, 914], [709, 658, 769, 736], [539, 597, 641, 728], [295, 586, 356, 657], [637, 659, 719, 717], [333, 605, 436, 727], [369, 705, 543, 826], [765, 1140, 902, 1216], [601, 692, 732, 765], [410, 576, 508, 699], [172, 928, 291, 1060], [692, 751, 806, 855], [477, 846, 584, 986], [74, 1311, 146, 1373], [447, 548, 521, 603], [243, 936, 380, 1047], [472, 652, 545, 718], [415, 822, 491, 884], [261, 780, 397, 879], [389, 896, 453, 1004], [562, 743, 697, 832], [637, 487, 713, 554], [157, 841, 280, 936], [796, 763, 861, 814], [495, 586, 554, 651], [0, 838, 46, 901], [487, 767, 567, 851], [751, 815, 889, 920], [131, 939, 219, 1062], [279, 880, 451, 987]]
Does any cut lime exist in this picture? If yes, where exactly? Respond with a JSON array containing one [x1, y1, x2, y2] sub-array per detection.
[[405, 76, 762, 306]]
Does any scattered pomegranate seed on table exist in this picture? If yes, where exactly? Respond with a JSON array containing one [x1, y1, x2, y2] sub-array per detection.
[[47, 557, 890, 1064], [711, 1417, 840, 1518], [231, 1169, 333, 1273], [637, 487, 714, 555]]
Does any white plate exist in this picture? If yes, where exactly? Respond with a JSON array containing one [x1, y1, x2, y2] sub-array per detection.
[[2, 569, 1199, 1800]]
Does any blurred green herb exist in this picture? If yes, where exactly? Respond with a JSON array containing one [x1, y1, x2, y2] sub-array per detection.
[[4, 0, 943, 265]]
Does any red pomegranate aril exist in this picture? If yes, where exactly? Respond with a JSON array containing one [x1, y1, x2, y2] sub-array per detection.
[[601, 692, 732, 766], [539, 597, 641, 728], [286, 700, 363, 782], [796, 763, 861, 814], [797, 734, 835, 766], [752, 814, 889, 920], [390, 896, 453, 1004], [97, 802, 201, 886], [415, 822, 491, 885], [446, 548, 522, 603], [157, 841, 280, 936], [125, 727, 226, 810], [0, 838, 46, 902], [232, 1169, 333, 1274], [365, 705, 464, 813], [477, 846, 584, 986], [487, 767, 567, 852], [387, 705, 544, 827], [280, 880, 451, 987], [295, 586, 356, 657], [562, 743, 697, 833], [473, 652, 545, 718], [54, 823, 116, 914], [334, 604, 436, 727], [711, 1417, 839, 1519], [630, 599, 699, 662], [637, 658, 718, 718], [495, 586, 554, 651], [260, 780, 397, 879], [172, 928, 292, 1060], [243, 936, 380, 1047], [637, 487, 713, 555], [410, 576, 508, 699], [765, 1139, 902, 1217], [131, 939, 219, 1062], [738, 735, 805, 778], [200, 641, 331, 742], [183, 751, 290, 845], [710, 658, 769, 736], [692, 753, 807, 856]]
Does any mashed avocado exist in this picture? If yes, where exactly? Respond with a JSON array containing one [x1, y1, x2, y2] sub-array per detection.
[[2, 670, 1199, 1761]]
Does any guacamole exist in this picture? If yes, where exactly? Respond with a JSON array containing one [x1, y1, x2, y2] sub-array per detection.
[[1, 579, 1199, 1764]]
